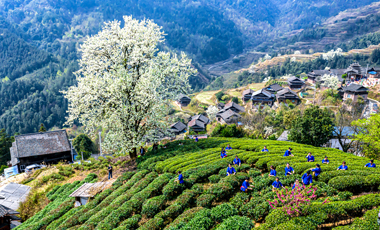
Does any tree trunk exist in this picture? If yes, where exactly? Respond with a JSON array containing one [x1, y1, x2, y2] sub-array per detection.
[[130, 147, 137, 159]]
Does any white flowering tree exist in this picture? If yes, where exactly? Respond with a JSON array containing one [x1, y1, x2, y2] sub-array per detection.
[[291, 57, 296, 62], [63, 16, 196, 158], [322, 48, 343, 60], [264, 54, 271, 60], [294, 51, 301, 55], [206, 105, 219, 121], [321, 74, 339, 96]]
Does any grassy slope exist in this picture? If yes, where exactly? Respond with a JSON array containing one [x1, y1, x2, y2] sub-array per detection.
[[16, 138, 380, 230]]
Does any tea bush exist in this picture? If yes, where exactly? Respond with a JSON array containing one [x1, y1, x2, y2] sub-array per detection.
[[17, 138, 380, 230]]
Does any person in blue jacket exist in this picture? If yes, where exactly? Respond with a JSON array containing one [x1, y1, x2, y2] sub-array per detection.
[[284, 147, 294, 157], [227, 164, 236, 176], [302, 170, 313, 185], [292, 179, 301, 190], [306, 152, 315, 162], [269, 165, 277, 177], [262, 146, 269, 152], [285, 163, 294, 176], [240, 177, 254, 192], [220, 148, 227, 158], [365, 160, 376, 168], [337, 161, 348, 171], [311, 164, 321, 180], [225, 144, 232, 150], [195, 136, 198, 142], [233, 155, 241, 167], [322, 156, 329, 164], [272, 177, 284, 190], [176, 171, 184, 184]]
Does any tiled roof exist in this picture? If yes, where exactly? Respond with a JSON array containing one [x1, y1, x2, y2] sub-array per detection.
[[265, 83, 283, 92], [177, 94, 190, 100], [188, 119, 205, 128], [69, 182, 112, 198], [242, 89, 255, 95], [218, 110, 241, 120], [191, 115, 210, 124], [14, 130, 71, 158], [170, 122, 187, 132], [0, 204, 19, 217], [251, 89, 274, 98], [224, 102, 245, 113], [287, 76, 304, 83], [277, 88, 298, 97], [0, 183, 30, 211], [343, 83, 369, 93]]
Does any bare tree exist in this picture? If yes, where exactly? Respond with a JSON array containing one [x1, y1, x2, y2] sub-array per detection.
[[333, 105, 361, 152]]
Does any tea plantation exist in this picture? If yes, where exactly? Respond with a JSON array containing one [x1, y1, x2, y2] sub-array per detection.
[[15, 138, 380, 230]]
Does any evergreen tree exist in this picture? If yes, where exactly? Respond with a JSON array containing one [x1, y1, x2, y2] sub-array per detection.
[[0, 129, 12, 165], [288, 106, 334, 147], [39, 123, 47, 132], [72, 134, 94, 160]]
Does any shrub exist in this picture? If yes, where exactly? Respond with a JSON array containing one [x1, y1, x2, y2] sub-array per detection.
[[164, 207, 203, 230], [142, 195, 166, 218], [115, 215, 141, 230], [211, 203, 238, 223], [211, 124, 245, 138], [138, 217, 164, 230], [215, 215, 254, 230], [337, 191, 353, 201], [181, 209, 213, 230], [229, 193, 250, 210], [206, 182, 234, 200], [209, 175, 221, 183], [196, 194, 216, 208]]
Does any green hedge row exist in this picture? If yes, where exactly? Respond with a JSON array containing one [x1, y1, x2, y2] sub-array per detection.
[[164, 207, 204, 230]]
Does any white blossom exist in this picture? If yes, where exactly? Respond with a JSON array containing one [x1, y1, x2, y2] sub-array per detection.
[[294, 51, 301, 55], [63, 16, 196, 157], [291, 57, 296, 62], [264, 54, 271, 60], [321, 74, 339, 90], [206, 105, 219, 121], [322, 48, 343, 60]]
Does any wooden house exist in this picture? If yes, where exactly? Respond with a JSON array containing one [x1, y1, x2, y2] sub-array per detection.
[[345, 63, 365, 82], [276, 88, 300, 104], [307, 69, 345, 84], [264, 83, 283, 94], [0, 204, 20, 230], [287, 76, 305, 90], [217, 102, 225, 110], [70, 182, 112, 206], [241, 89, 255, 102], [169, 122, 187, 135], [188, 115, 210, 132], [216, 110, 241, 125], [10, 130, 72, 172], [341, 83, 369, 102], [218, 102, 245, 114], [250, 89, 275, 106], [176, 94, 191, 107], [367, 67, 380, 79]]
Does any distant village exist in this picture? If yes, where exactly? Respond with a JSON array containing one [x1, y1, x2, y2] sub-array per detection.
[[5, 62, 378, 176]]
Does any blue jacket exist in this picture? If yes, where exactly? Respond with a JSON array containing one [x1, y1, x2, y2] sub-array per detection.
[[240, 181, 250, 191], [270, 169, 277, 176], [338, 165, 348, 170], [178, 174, 184, 184], [226, 146, 232, 150], [227, 167, 236, 175], [302, 173, 312, 185], [262, 149, 269, 152], [322, 159, 329, 164], [312, 167, 321, 176], [365, 163, 376, 168], [306, 155, 315, 162], [284, 150, 292, 156], [233, 158, 241, 165], [285, 166, 294, 175], [221, 151, 227, 158], [272, 181, 283, 189]]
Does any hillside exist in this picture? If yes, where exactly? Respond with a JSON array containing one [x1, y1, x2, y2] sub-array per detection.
[[15, 138, 380, 230]]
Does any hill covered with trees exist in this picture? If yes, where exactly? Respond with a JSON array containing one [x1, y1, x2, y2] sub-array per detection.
[[15, 138, 380, 230]]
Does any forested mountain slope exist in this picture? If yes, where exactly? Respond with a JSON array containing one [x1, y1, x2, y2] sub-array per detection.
[[1, 0, 380, 135]]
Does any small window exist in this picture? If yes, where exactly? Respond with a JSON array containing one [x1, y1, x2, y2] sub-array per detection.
[[20, 165, 25, 170]]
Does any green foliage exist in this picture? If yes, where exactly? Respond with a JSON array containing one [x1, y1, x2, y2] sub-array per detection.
[[215, 215, 254, 230], [289, 106, 334, 147], [196, 194, 216, 208], [352, 113, 380, 159], [232, 97, 239, 104], [142, 195, 166, 218], [211, 124, 245, 138], [215, 91, 225, 101], [211, 203, 238, 222], [0, 129, 12, 165], [39, 123, 47, 132], [208, 174, 221, 183], [73, 134, 94, 159]]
